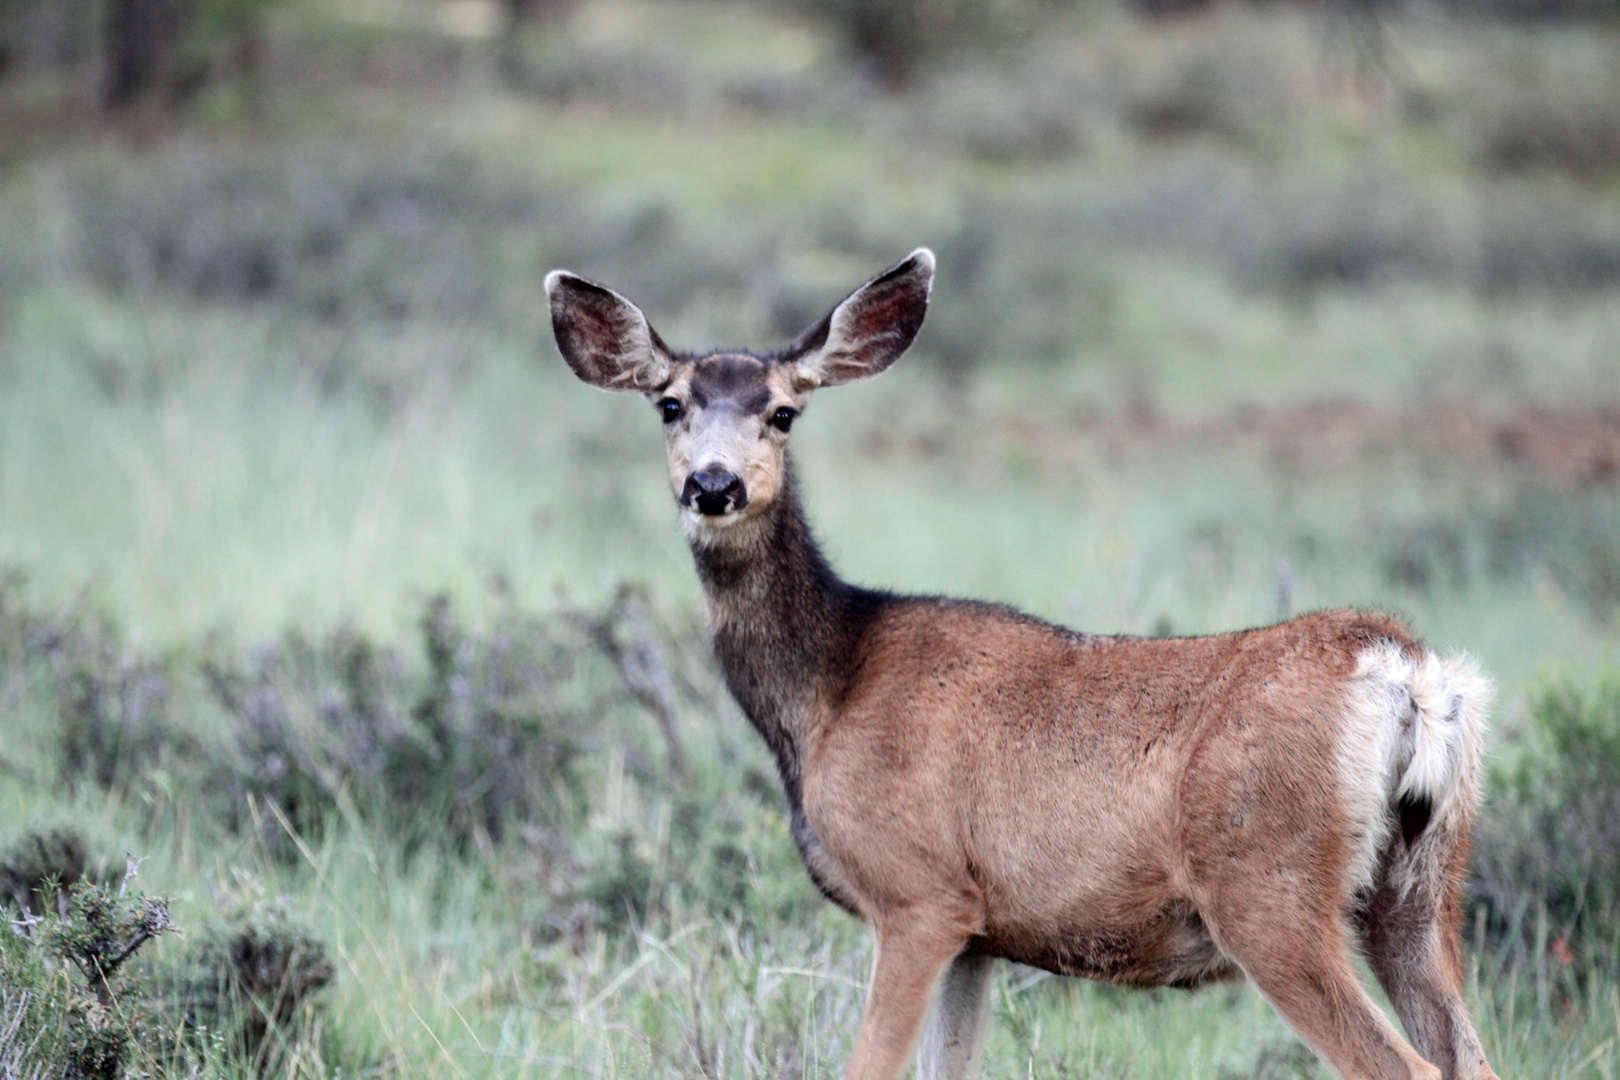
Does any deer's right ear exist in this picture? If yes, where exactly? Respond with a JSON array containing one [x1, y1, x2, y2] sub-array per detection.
[[545, 271, 674, 392]]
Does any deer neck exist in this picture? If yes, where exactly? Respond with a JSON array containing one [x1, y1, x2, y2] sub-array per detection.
[[687, 459, 880, 793]]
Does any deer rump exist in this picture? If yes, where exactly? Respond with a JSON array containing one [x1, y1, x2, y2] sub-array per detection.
[[780, 601, 1487, 989]]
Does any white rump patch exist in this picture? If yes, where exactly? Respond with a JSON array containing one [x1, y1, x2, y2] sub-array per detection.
[[1337, 642, 1491, 898]]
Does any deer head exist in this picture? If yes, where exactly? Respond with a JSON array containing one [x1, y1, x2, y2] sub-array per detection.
[[545, 249, 934, 538]]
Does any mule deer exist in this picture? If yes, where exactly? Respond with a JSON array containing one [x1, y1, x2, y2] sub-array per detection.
[[545, 250, 1500, 1080]]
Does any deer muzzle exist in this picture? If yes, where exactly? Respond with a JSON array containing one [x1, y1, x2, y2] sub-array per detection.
[[683, 469, 747, 516]]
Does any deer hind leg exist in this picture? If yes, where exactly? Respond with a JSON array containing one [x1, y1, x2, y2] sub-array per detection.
[[1356, 874, 1499, 1080], [917, 951, 996, 1080], [1201, 892, 1441, 1080], [845, 911, 976, 1080]]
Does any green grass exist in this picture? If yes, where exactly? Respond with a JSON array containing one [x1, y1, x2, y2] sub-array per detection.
[[5, 277, 1618, 668]]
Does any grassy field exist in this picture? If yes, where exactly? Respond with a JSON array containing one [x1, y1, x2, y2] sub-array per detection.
[[3, 1, 1620, 1077]]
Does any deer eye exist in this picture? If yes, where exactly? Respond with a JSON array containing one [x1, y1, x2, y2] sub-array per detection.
[[770, 407, 797, 433], [657, 398, 684, 424]]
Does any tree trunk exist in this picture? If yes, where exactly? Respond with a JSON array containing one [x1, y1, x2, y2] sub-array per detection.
[[506, 0, 577, 24], [102, 0, 181, 109]]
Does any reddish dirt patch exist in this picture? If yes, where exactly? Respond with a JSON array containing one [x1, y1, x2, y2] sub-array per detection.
[[1486, 407, 1620, 489], [1161, 401, 1620, 488], [0, 95, 101, 168], [872, 400, 1620, 490]]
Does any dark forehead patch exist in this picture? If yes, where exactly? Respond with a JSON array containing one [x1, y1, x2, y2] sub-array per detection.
[[690, 353, 773, 412]]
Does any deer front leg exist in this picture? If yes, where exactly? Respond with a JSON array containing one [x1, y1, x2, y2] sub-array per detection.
[[846, 913, 975, 1080], [918, 951, 996, 1080]]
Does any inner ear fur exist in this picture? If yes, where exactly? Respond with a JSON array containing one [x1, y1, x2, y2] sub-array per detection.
[[545, 270, 674, 392], [785, 248, 933, 389]]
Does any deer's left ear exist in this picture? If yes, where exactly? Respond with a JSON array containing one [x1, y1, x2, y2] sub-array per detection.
[[546, 271, 675, 392], [783, 248, 933, 389]]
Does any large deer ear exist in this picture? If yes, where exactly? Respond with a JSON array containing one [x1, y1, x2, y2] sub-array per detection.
[[545, 271, 675, 392], [784, 248, 933, 389]]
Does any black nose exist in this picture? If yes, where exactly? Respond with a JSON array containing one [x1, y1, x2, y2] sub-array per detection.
[[683, 470, 746, 516]]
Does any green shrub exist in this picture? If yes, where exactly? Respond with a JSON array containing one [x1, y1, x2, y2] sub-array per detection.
[[1483, 487, 1620, 614], [0, 919, 73, 1080], [0, 0, 96, 76], [0, 828, 109, 920], [202, 594, 602, 851], [3, 573, 687, 856], [1476, 70, 1620, 180], [63, 146, 546, 323], [0, 577, 190, 795], [50, 628, 179, 795], [0, 572, 700, 863], [1449, 0, 1620, 13], [33, 876, 173, 1080], [1374, 484, 1620, 620], [1217, 1037, 1323, 1080], [3, 837, 339, 1080], [1242, 172, 1462, 293], [1476, 188, 1620, 294], [155, 902, 334, 1074], [904, 60, 1099, 162], [1472, 671, 1620, 967], [779, 0, 1036, 88], [1121, 25, 1294, 148]]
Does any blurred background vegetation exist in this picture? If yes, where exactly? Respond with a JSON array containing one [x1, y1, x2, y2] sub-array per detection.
[[2, 0, 1620, 1077]]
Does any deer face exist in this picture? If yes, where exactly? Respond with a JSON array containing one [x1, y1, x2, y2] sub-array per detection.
[[652, 353, 802, 525], [546, 250, 933, 534]]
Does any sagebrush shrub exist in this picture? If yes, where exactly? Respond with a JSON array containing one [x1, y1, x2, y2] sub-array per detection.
[[1472, 671, 1620, 966], [36, 876, 172, 1080], [0, 829, 94, 920], [780, 0, 1035, 88], [1475, 73, 1620, 180], [155, 902, 334, 1073], [0, 920, 72, 1080], [1373, 485, 1620, 620], [203, 594, 601, 851]]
